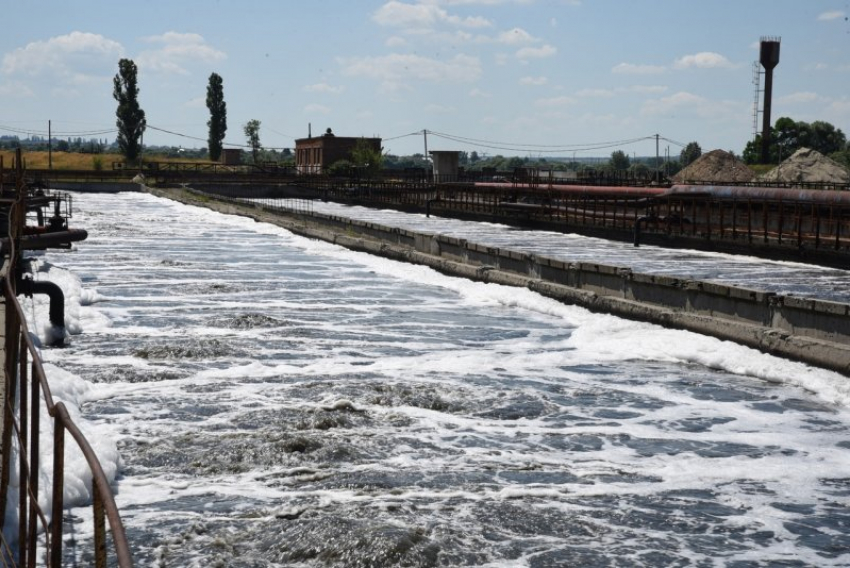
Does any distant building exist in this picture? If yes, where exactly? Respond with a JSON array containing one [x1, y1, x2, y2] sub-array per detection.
[[219, 148, 242, 166], [295, 128, 382, 174]]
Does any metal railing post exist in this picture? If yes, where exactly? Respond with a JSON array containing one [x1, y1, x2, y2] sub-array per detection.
[[94, 489, 107, 568], [28, 360, 41, 568], [18, 335, 29, 568], [50, 420, 65, 568]]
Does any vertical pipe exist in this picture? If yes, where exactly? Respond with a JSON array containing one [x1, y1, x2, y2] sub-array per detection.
[[763, 201, 768, 243], [747, 199, 753, 243], [814, 204, 821, 249]]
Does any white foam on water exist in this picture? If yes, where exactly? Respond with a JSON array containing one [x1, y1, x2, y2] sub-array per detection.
[[24, 191, 849, 566]]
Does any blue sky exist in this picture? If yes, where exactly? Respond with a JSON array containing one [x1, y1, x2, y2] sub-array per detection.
[[1, 0, 848, 159]]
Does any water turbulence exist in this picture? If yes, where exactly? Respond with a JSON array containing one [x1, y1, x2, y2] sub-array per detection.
[[32, 192, 850, 567]]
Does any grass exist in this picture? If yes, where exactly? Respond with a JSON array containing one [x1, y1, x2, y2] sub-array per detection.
[[0, 150, 216, 171]]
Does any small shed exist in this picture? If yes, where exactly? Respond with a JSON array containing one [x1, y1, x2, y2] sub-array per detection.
[[220, 148, 242, 166], [430, 151, 461, 182]]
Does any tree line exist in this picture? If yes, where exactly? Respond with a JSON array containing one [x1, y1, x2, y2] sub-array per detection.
[[102, 57, 847, 175]]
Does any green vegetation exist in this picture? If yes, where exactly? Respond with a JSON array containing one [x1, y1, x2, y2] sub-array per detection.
[[113, 58, 146, 162], [743, 117, 848, 165], [680, 142, 702, 167], [608, 150, 630, 171], [350, 138, 384, 177], [243, 119, 261, 163], [206, 73, 227, 162]]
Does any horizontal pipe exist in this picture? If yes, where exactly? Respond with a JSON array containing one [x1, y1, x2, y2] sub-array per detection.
[[667, 184, 850, 205], [0, 228, 88, 253]]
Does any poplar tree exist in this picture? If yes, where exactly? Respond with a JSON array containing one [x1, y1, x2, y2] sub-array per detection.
[[206, 73, 227, 162], [113, 58, 146, 162]]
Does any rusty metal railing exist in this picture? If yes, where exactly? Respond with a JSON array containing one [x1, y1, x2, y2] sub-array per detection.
[[1, 276, 133, 567], [1, 148, 131, 566]]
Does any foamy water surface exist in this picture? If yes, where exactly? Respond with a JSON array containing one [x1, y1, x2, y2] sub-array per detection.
[[23, 191, 850, 567]]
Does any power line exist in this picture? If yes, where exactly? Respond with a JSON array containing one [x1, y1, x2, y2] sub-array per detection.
[[145, 124, 291, 150], [382, 131, 422, 142], [426, 129, 656, 154], [0, 123, 117, 137]]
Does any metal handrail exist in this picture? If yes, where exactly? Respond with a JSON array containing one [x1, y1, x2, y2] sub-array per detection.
[[2, 275, 132, 567]]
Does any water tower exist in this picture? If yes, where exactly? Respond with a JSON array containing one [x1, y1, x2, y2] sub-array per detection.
[[759, 37, 781, 164]]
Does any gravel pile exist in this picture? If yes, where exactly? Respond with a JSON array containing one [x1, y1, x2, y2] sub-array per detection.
[[759, 147, 850, 184], [673, 149, 755, 184]]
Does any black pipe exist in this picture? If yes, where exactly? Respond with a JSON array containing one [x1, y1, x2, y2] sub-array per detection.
[[17, 277, 65, 347], [634, 216, 650, 247], [0, 228, 88, 254], [426, 197, 440, 218]]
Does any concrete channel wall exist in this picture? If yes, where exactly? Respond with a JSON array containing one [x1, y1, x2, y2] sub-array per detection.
[[148, 187, 850, 376]]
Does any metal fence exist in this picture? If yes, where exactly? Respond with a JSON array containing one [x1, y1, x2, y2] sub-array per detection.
[[1, 149, 132, 567]]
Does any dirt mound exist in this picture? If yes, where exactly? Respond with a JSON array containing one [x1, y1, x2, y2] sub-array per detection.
[[759, 147, 850, 184], [673, 149, 755, 183]]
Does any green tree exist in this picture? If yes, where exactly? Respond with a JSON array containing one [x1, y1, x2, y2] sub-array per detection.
[[350, 138, 384, 177], [809, 120, 846, 155], [609, 150, 630, 171], [206, 72, 227, 162], [243, 119, 261, 163], [679, 142, 702, 167], [745, 117, 847, 164], [113, 58, 146, 162]]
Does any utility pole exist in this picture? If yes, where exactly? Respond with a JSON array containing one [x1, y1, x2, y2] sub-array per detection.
[[423, 129, 429, 160], [48, 120, 52, 170], [655, 134, 660, 170]]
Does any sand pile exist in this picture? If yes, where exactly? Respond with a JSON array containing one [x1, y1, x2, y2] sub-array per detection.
[[759, 147, 850, 184], [673, 149, 755, 183]]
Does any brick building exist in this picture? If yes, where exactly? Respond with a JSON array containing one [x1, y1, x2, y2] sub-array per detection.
[[295, 129, 382, 174]]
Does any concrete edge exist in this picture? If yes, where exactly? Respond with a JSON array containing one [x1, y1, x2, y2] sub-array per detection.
[[144, 186, 850, 377]]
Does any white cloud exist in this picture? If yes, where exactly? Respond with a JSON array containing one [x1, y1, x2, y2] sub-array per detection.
[[386, 36, 407, 47], [818, 10, 845, 21], [496, 27, 539, 45], [627, 85, 668, 94], [469, 87, 492, 97], [1, 31, 124, 84], [0, 79, 34, 97], [137, 32, 225, 75], [373, 1, 492, 30], [827, 98, 850, 117], [304, 82, 345, 94], [516, 44, 556, 60], [777, 92, 823, 105], [576, 88, 613, 98], [520, 76, 548, 86], [673, 52, 734, 69], [641, 91, 741, 120], [304, 103, 331, 115], [612, 62, 665, 75], [340, 53, 481, 91], [535, 95, 576, 107]]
